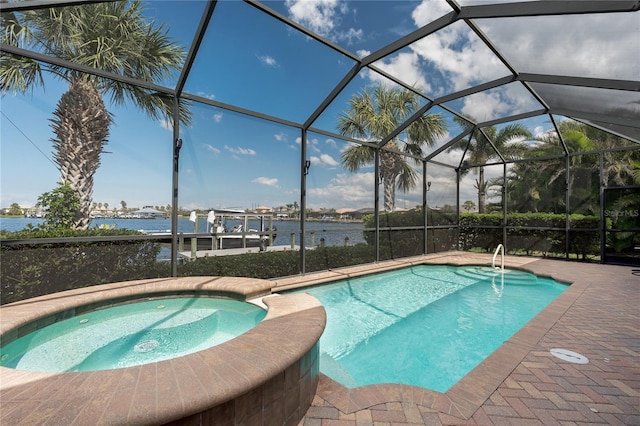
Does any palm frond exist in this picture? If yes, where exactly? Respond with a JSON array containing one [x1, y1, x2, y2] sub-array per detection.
[[0, 53, 44, 94], [396, 161, 418, 192], [406, 113, 447, 147], [340, 144, 375, 172], [5, 0, 187, 122]]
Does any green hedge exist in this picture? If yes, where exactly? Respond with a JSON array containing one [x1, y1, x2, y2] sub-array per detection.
[[1, 229, 166, 305], [364, 211, 600, 259], [458, 213, 503, 252], [178, 244, 376, 278], [362, 211, 427, 259], [1, 232, 379, 304]]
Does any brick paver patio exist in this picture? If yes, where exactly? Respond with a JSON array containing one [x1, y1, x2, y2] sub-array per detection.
[[295, 254, 640, 425]]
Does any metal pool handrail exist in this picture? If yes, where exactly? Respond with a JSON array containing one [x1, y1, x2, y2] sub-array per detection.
[[493, 244, 504, 271]]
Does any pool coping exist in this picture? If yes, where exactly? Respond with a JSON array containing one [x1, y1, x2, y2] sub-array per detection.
[[270, 251, 592, 420], [0, 276, 326, 425]]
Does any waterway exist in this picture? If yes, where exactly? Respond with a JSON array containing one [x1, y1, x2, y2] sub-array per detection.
[[0, 217, 366, 247]]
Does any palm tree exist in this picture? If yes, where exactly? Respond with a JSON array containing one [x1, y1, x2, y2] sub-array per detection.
[[584, 126, 639, 188], [455, 117, 532, 213], [1, 0, 189, 229], [462, 200, 476, 212], [338, 85, 447, 212]]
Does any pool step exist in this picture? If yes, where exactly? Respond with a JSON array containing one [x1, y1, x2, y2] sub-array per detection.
[[454, 266, 539, 285]]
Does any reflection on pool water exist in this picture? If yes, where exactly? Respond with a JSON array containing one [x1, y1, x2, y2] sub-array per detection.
[[288, 265, 566, 392], [0, 297, 266, 372]]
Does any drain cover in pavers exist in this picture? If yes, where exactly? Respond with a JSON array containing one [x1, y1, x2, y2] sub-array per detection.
[[550, 348, 589, 364]]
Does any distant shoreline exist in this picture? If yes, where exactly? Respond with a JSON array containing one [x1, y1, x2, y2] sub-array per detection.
[[1, 214, 363, 223], [0, 217, 367, 246]]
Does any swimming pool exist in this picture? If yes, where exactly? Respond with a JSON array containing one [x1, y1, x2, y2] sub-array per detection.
[[0, 296, 266, 372], [288, 265, 567, 392]]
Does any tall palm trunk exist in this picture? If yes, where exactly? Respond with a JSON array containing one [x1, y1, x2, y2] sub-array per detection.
[[380, 145, 402, 212], [477, 166, 486, 213], [50, 79, 111, 230], [382, 176, 398, 212]]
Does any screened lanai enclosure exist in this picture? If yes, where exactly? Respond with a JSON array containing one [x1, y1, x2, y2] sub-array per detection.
[[1, 0, 639, 303]]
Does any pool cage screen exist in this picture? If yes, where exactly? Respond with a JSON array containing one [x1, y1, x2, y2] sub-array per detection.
[[1, 0, 638, 291]]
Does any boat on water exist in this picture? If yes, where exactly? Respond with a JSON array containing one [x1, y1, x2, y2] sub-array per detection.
[[140, 209, 276, 251], [209, 209, 275, 250], [184, 209, 275, 251]]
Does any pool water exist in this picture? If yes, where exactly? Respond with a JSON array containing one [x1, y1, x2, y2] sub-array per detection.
[[0, 297, 266, 372], [289, 265, 566, 392]]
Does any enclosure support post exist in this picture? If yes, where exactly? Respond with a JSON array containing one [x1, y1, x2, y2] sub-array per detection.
[[565, 155, 571, 259], [170, 97, 181, 277], [456, 168, 461, 251], [300, 129, 308, 274], [599, 152, 606, 263], [423, 160, 428, 255], [502, 163, 507, 250], [374, 148, 381, 262]]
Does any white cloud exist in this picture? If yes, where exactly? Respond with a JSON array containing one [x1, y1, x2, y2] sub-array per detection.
[[364, 0, 528, 117], [356, 49, 371, 59], [308, 137, 320, 150], [196, 91, 215, 100], [274, 132, 287, 142], [460, 84, 539, 122], [411, 0, 452, 27], [213, 112, 223, 123], [461, 90, 509, 122], [224, 145, 256, 156], [252, 177, 279, 187], [320, 153, 339, 166], [285, 0, 362, 44], [423, 169, 465, 207], [203, 144, 220, 155], [409, 4, 638, 120], [160, 118, 172, 131], [477, 13, 640, 81], [307, 172, 373, 209], [369, 51, 431, 93], [409, 20, 508, 94], [258, 55, 279, 68], [310, 153, 339, 167], [337, 27, 363, 45], [286, 0, 339, 35]]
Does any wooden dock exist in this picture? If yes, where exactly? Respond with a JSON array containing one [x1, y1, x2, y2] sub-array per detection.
[[179, 244, 302, 259]]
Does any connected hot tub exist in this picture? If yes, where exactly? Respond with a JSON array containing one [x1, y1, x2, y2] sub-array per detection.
[[0, 277, 326, 425], [2, 296, 267, 373]]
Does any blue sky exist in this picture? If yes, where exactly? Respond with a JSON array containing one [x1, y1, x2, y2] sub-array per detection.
[[2, 1, 637, 212]]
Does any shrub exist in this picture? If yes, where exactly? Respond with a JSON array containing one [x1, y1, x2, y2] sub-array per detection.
[[362, 211, 429, 259], [363, 211, 600, 258], [178, 244, 377, 278], [1, 228, 165, 305]]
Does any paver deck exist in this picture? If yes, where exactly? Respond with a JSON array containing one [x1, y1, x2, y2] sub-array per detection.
[[290, 252, 640, 425]]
